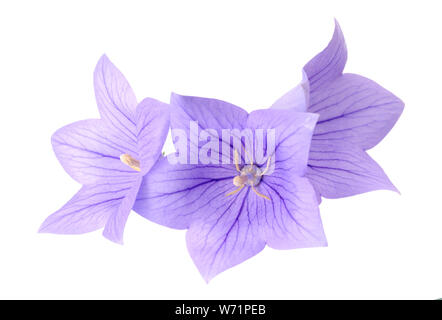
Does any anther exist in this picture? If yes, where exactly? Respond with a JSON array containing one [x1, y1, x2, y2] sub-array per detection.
[[120, 154, 141, 172]]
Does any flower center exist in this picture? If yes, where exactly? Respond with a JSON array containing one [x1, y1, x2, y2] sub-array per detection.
[[226, 149, 271, 200], [120, 154, 140, 172], [234, 165, 263, 187]]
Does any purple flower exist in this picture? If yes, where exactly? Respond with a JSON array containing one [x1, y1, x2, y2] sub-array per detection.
[[134, 93, 327, 281], [39, 55, 169, 244], [272, 20, 404, 200]]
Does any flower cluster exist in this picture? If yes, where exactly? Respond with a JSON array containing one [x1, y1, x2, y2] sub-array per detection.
[[40, 21, 403, 281]]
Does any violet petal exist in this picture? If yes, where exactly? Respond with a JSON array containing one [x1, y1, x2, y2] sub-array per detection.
[[259, 172, 327, 249], [135, 98, 170, 175], [304, 19, 347, 93], [39, 180, 135, 234], [134, 158, 236, 229], [309, 74, 404, 150], [51, 119, 139, 185], [103, 177, 142, 244], [186, 187, 265, 282], [306, 140, 398, 198], [94, 55, 138, 149], [247, 109, 318, 175]]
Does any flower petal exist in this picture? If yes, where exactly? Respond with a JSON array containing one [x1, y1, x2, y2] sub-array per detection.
[[270, 70, 309, 112], [186, 188, 265, 282], [135, 98, 170, 175], [247, 109, 318, 175], [306, 140, 398, 199], [259, 172, 327, 249], [134, 157, 236, 229], [39, 180, 134, 234], [94, 55, 138, 149], [103, 177, 142, 244], [52, 119, 139, 185], [309, 74, 404, 150], [304, 19, 347, 93], [171, 93, 248, 134], [170, 93, 249, 162]]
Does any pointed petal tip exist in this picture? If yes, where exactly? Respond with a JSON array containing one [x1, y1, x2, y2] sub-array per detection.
[[169, 92, 182, 103], [198, 267, 218, 283], [303, 17, 347, 91], [202, 273, 212, 284], [378, 175, 400, 195], [332, 18, 344, 37], [169, 92, 182, 108], [96, 54, 110, 69], [37, 216, 60, 234], [102, 230, 124, 245], [391, 184, 401, 195], [307, 144, 401, 200], [100, 180, 141, 246], [374, 183, 401, 196], [94, 54, 125, 83], [170, 92, 191, 108], [37, 223, 48, 234]]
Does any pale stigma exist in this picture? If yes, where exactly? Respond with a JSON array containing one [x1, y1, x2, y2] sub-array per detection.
[[120, 154, 141, 172]]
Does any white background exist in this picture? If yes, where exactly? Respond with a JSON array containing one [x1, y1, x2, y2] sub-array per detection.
[[0, 0, 440, 299]]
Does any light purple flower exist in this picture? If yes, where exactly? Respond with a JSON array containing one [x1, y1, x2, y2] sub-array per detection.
[[134, 93, 327, 281], [272, 20, 404, 200], [39, 55, 169, 244]]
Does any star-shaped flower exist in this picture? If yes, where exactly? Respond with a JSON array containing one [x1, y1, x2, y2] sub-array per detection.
[[39, 55, 169, 244], [272, 20, 404, 200], [134, 93, 326, 281]]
